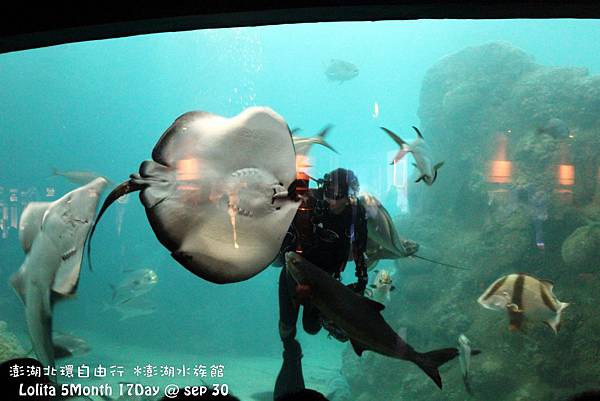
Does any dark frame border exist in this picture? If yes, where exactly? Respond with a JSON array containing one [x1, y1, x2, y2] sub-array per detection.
[[1, 1, 600, 54]]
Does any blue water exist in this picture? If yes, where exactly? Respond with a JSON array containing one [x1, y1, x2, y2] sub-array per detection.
[[1, 19, 600, 399]]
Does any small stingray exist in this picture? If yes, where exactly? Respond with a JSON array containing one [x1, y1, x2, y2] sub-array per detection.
[[88, 107, 300, 284]]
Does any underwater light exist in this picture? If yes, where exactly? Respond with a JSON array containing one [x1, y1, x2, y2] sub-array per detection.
[[558, 164, 575, 186], [488, 133, 513, 184]]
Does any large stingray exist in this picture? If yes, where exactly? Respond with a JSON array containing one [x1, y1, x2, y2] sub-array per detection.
[[88, 107, 300, 284], [11, 177, 107, 368]]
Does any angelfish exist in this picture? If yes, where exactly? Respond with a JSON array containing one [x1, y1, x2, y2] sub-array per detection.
[[381, 126, 444, 185], [477, 273, 569, 334]]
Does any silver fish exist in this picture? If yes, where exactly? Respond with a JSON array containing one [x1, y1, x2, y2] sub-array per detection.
[[104, 296, 157, 322], [458, 334, 481, 395], [477, 273, 569, 333], [109, 269, 158, 306], [381, 126, 444, 186]]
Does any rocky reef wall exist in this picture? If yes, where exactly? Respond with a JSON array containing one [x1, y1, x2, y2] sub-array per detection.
[[343, 42, 600, 401]]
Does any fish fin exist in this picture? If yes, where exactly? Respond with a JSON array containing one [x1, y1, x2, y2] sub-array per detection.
[[18, 202, 51, 253], [545, 302, 569, 334], [390, 286, 396, 291], [365, 298, 385, 311], [471, 349, 482, 356], [412, 126, 424, 139], [415, 175, 425, 183], [433, 161, 445, 170], [52, 245, 84, 296], [412, 348, 459, 389], [290, 127, 301, 134], [350, 339, 368, 356], [463, 375, 474, 395], [10, 270, 27, 304], [380, 127, 407, 147]]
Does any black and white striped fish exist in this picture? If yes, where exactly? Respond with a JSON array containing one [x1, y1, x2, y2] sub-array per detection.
[[477, 273, 569, 334]]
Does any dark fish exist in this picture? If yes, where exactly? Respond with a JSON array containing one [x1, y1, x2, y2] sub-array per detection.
[[285, 251, 458, 389], [324, 59, 359, 83], [536, 118, 570, 138]]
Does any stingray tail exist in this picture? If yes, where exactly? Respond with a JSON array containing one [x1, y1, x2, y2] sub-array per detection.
[[86, 179, 145, 272], [412, 347, 459, 389]]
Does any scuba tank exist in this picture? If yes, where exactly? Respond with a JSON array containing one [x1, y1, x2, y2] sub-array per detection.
[[293, 171, 314, 254]]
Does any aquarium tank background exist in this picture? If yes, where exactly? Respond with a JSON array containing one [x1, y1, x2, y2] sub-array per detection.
[[1, 18, 600, 401]]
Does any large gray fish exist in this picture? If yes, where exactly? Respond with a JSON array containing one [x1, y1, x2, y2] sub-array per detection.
[[87, 107, 300, 284], [291, 125, 338, 156], [477, 273, 569, 333], [10, 178, 107, 368], [381, 126, 444, 185], [285, 251, 458, 389], [324, 59, 359, 83], [52, 168, 112, 186], [109, 268, 158, 305]]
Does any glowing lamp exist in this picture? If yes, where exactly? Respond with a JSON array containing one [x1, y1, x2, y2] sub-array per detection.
[[558, 164, 575, 186], [176, 158, 201, 181], [488, 133, 512, 184], [488, 160, 513, 184], [296, 155, 312, 174]]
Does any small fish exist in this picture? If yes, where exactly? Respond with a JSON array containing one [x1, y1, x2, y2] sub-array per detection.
[[52, 168, 112, 186], [477, 273, 569, 334], [109, 269, 158, 305], [104, 296, 157, 322], [324, 59, 359, 83], [53, 331, 91, 359], [291, 125, 338, 156], [381, 126, 444, 186], [458, 334, 481, 395], [367, 268, 396, 303]]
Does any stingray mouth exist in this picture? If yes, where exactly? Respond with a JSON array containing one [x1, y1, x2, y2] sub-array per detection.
[[221, 168, 293, 217]]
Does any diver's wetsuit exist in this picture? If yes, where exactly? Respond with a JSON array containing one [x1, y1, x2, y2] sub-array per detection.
[[274, 187, 367, 399]]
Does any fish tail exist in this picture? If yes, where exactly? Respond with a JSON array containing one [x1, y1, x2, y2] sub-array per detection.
[[463, 374, 474, 395], [86, 179, 145, 272], [412, 347, 459, 389]]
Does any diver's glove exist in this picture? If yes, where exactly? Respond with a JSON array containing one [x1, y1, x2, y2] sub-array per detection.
[[400, 239, 419, 256]]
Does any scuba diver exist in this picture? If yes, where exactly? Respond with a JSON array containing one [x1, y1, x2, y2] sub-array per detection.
[[273, 167, 416, 399]]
